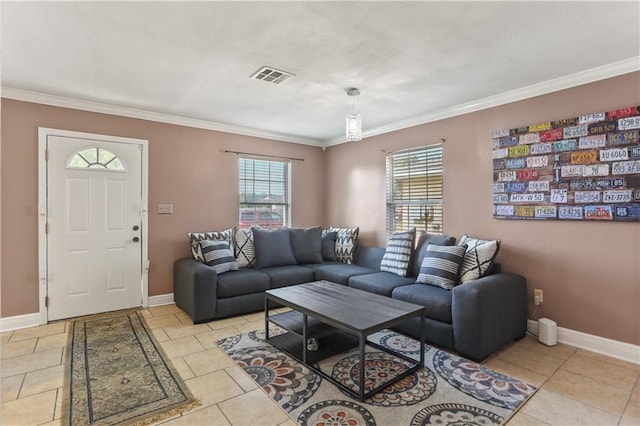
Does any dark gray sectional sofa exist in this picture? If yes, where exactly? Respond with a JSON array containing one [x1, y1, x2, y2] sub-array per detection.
[[173, 231, 527, 361]]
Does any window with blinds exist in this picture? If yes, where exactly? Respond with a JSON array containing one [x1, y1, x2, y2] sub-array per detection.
[[239, 157, 290, 229], [386, 144, 443, 235]]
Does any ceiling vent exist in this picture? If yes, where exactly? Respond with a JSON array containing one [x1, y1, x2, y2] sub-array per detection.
[[250, 66, 294, 85]]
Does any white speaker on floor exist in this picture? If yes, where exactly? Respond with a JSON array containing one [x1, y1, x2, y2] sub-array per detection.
[[538, 318, 557, 346]]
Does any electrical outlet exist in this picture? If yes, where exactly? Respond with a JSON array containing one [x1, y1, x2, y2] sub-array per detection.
[[158, 204, 173, 214], [534, 289, 543, 306]]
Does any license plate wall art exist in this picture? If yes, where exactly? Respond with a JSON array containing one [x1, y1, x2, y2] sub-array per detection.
[[492, 106, 640, 221]]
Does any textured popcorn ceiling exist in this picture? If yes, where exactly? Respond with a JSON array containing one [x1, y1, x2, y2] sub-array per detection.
[[2, 1, 639, 145]]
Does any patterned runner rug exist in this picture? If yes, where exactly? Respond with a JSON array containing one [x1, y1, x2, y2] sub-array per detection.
[[218, 329, 537, 425], [63, 310, 198, 425]]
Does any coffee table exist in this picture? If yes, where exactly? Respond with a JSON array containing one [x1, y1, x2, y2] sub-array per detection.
[[265, 280, 425, 401]]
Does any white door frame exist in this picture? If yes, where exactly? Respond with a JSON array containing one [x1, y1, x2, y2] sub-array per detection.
[[38, 127, 149, 324]]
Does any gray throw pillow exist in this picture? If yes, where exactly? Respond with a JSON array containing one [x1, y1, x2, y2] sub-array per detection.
[[409, 231, 457, 278], [416, 244, 467, 290], [321, 231, 338, 262], [290, 226, 323, 264], [252, 227, 296, 269]]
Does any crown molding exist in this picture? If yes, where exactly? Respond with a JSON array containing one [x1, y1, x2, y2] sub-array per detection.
[[3, 56, 638, 148], [324, 56, 640, 147], [0, 87, 323, 147]]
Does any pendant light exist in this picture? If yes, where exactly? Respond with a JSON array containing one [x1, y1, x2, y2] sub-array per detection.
[[345, 88, 362, 141]]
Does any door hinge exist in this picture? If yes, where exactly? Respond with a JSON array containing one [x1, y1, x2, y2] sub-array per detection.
[[45, 296, 49, 308], [45, 222, 49, 234], [45, 149, 49, 161]]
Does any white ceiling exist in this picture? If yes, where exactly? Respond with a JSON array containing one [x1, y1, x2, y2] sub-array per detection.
[[2, 1, 639, 146]]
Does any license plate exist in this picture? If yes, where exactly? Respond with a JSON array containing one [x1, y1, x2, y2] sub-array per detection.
[[570, 179, 595, 191], [506, 158, 526, 169], [612, 160, 640, 175], [517, 169, 539, 181], [493, 148, 508, 159], [493, 194, 509, 203], [499, 136, 519, 148], [602, 190, 633, 203], [584, 205, 613, 220], [495, 205, 514, 216], [528, 180, 550, 192], [540, 128, 564, 142], [571, 151, 597, 164], [578, 135, 606, 149], [499, 171, 517, 181], [526, 156, 549, 168], [554, 139, 577, 152], [514, 206, 535, 217], [507, 182, 527, 192], [631, 146, 640, 159], [493, 159, 506, 170], [614, 205, 640, 219], [582, 164, 610, 177], [508, 145, 531, 157], [600, 148, 629, 162], [493, 183, 505, 193], [510, 193, 544, 203], [530, 142, 553, 155], [563, 125, 589, 139], [551, 118, 578, 128], [529, 122, 550, 133], [558, 206, 583, 219], [588, 121, 617, 135], [574, 191, 601, 203], [579, 112, 605, 124], [535, 206, 557, 218], [607, 130, 639, 146], [618, 116, 640, 131], [492, 129, 510, 139], [561, 165, 583, 177], [608, 106, 639, 120], [551, 189, 568, 203], [594, 178, 625, 189], [519, 133, 541, 145]]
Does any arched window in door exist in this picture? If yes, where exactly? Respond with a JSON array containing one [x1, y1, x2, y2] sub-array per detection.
[[66, 147, 126, 171]]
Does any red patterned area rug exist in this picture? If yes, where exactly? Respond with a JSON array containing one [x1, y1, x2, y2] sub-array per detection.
[[63, 310, 199, 425], [218, 329, 536, 426]]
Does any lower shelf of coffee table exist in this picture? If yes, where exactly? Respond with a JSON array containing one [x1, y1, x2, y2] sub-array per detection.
[[267, 328, 359, 364]]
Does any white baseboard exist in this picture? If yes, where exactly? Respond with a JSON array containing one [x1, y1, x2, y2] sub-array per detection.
[[148, 293, 174, 307], [528, 319, 640, 365], [1, 294, 175, 332], [0, 313, 42, 332]]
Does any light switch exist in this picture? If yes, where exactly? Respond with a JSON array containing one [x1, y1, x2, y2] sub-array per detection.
[[158, 204, 173, 214]]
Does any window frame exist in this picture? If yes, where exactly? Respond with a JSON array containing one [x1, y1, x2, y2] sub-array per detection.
[[385, 143, 444, 236], [238, 156, 291, 229]]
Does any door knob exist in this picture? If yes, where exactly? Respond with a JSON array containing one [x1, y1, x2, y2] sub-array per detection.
[[133, 225, 139, 231], [133, 237, 140, 243]]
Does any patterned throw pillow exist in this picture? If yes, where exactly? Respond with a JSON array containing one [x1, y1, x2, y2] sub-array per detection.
[[199, 240, 238, 274], [329, 227, 359, 264], [380, 228, 416, 277], [458, 235, 501, 283], [233, 228, 256, 268], [416, 244, 468, 290], [187, 229, 234, 262]]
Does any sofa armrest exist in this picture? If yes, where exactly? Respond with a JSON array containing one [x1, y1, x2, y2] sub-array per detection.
[[451, 272, 527, 361], [173, 257, 219, 323]]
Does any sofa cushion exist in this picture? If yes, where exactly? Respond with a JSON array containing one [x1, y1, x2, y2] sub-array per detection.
[[261, 265, 315, 289], [409, 232, 457, 278], [330, 227, 359, 264], [199, 240, 238, 274], [252, 227, 296, 269], [217, 268, 270, 298], [458, 235, 501, 283], [312, 263, 376, 285], [348, 272, 414, 297], [380, 228, 416, 277], [392, 283, 453, 323], [187, 228, 234, 262], [290, 227, 323, 264], [233, 228, 256, 268], [416, 244, 467, 290], [321, 231, 338, 262]]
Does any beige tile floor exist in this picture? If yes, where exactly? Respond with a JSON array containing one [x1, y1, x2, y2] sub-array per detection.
[[0, 304, 638, 425]]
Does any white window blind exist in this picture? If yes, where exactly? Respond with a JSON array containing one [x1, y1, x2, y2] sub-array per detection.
[[386, 144, 443, 235], [239, 157, 290, 229]]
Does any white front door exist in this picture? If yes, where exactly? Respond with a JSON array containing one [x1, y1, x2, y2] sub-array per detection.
[[46, 135, 144, 320]]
